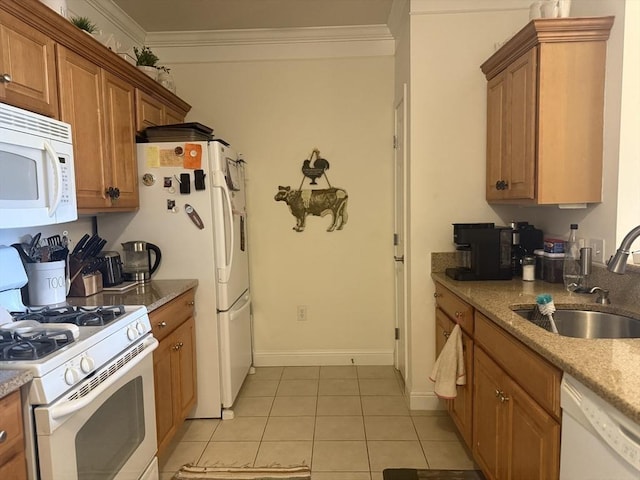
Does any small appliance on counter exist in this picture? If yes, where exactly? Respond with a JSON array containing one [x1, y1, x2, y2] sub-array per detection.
[[98, 251, 124, 286], [446, 223, 513, 281], [121, 241, 162, 283]]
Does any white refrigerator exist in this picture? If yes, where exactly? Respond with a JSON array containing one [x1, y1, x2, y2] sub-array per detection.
[[98, 140, 252, 418]]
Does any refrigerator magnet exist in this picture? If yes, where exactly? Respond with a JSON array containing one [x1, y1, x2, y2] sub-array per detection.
[[185, 204, 204, 229], [184, 143, 202, 169]]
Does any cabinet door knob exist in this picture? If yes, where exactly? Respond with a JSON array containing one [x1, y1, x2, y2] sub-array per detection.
[[0, 73, 11, 83], [187, 301, 195, 306], [433, 292, 442, 298], [0, 430, 7, 443], [443, 331, 450, 339], [158, 321, 167, 328], [495, 180, 509, 190], [173, 343, 182, 351], [455, 311, 464, 319]]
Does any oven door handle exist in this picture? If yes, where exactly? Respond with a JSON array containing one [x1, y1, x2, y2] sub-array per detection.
[[44, 337, 158, 430]]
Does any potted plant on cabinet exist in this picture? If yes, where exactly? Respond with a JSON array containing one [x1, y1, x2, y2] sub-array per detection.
[[133, 46, 159, 80], [70, 16, 97, 34]]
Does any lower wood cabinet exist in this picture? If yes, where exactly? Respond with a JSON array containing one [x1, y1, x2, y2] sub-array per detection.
[[150, 289, 197, 457], [0, 390, 27, 480], [433, 281, 561, 480], [473, 312, 560, 480]]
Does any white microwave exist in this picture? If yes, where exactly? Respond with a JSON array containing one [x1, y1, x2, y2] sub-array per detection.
[[0, 102, 77, 228]]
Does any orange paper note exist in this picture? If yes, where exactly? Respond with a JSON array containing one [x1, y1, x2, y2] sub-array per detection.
[[184, 143, 202, 169]]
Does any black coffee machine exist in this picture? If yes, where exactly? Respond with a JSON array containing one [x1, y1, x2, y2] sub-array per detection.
[[445, 223, 513, 281]]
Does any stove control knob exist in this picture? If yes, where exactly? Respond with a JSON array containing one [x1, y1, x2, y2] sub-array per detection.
[[64, 367, 80, 385], [136, 322, 145, 335], [127, 325, 138, 341], [80, 356, 95, 374]]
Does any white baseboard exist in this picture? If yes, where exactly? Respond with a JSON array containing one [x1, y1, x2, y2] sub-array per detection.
[[408, 390, 446, 411], [253, 349, 394, 366]]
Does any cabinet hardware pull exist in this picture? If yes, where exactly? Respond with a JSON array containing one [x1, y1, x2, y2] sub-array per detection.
[[158, 321, 167, 328], [433, 292, 442, 298], [495, 180, 509, 190], [0, 430, 7, 443], [173, 343, 182, 351], [443, 331, 450, 339], [495, 389, 501, 398], [187, 301, 195, 305], [455, 311, 463, 318], [0, 73, 11, 83], [499, 392, 510, 403]]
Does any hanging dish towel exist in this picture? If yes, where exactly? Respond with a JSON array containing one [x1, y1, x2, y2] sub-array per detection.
[[429, 324, 466, 399]]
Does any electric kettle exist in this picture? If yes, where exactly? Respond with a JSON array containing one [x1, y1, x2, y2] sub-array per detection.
[[121, 241, 162, 283]]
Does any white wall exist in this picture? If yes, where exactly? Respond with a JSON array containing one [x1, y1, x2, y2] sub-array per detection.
[[406, 0, 531, 409], [159, 54, 396, 365]]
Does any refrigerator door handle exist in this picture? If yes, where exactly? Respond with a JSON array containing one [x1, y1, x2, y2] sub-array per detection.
[[213, 170, 234, 282]]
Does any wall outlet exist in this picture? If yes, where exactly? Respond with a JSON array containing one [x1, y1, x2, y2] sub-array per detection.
[[589, 238, 605, 264], [297, 305, 308, 321]]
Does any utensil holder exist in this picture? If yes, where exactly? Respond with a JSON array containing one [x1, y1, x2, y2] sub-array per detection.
[[68, 272, 103, 297]]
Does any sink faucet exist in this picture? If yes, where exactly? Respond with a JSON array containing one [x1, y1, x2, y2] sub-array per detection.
[[607, 225, 640, 274]]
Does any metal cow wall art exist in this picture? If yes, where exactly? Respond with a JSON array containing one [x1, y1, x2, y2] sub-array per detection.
[[275, 186, 348, 232], [274, 149, 349, 233]]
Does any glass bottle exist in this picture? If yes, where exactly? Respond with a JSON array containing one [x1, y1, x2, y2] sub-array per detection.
[[563, 224, 583, 291]]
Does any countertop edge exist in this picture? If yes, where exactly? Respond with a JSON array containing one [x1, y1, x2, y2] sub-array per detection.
[[0, 370, 33, 399], [432, 272, 640, 424]]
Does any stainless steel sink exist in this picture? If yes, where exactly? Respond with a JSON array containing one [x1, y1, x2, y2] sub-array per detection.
[[513, 309, 640, 339]]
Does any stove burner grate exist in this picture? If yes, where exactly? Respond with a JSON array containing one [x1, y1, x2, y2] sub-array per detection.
[[0, 329, 75, 361], [13, 305, 126, 327]]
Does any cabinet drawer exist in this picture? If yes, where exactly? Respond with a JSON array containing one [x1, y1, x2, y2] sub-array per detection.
[[435, 283, 474, 335], [475, 312, 561, 418], [150, 289, 195, 342], [0, 390, 24, 461]]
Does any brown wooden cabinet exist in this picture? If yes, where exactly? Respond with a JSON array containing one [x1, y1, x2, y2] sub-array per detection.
[[0, 390, 27, 480], [434, 283, 474, 448], [136, 89, 185, 132], [150, 289, 197, 458], [57, 46, 138, 212], [0, 9, 58, 118], [473, 312, 561, 480], [481, 17, 614, 205]]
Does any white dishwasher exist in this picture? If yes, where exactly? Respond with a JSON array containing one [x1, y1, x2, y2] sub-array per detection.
[[560, 374, 640, 479]]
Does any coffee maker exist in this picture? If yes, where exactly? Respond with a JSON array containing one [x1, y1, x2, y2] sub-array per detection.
[[446, 223, 513, 281]]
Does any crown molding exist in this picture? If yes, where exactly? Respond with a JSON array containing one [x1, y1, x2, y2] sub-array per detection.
[[145, 24, 393, 47], [87, 0, 146, 43], [411, 0, 531, 15]]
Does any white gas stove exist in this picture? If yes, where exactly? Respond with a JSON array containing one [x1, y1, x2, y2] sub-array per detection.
[[0, 245, 159, 480]]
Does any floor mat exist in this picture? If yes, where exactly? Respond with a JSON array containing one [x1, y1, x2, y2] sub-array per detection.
[[173, 465, 311, 479], [383, 469, 486, 480]]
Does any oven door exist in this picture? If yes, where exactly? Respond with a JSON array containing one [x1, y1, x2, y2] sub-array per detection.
[[33, 336, 158, 480]]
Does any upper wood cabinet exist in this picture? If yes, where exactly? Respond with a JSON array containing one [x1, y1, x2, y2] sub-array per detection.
[[57, 47, 138, 212], [136, 90, 185, 132], [0, 9, 58, 117], [481, 17, 614, 205]]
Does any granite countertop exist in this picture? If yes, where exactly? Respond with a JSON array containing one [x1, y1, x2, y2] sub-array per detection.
[[0, 370, 33, 399], [432, 272, 640, 424], [67, 279, 198, 313]]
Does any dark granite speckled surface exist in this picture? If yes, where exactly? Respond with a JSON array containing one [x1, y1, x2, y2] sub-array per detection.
[[431, 252, 640, 424]]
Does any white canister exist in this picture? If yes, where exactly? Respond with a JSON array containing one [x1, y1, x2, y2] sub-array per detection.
[[25, 261, 67, 306], [39, 0, 67, 17], [540, 0, 558, 18], [557, 0, 572, 17]]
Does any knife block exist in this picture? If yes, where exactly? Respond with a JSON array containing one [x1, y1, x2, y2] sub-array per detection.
[[68, 272, 103, 297]]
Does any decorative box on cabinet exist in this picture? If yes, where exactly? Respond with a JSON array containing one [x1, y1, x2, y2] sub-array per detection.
[[481, 17, 614, 205], [473, 311, 561, 480], [434, 283, 474, 448], [0, 9, 58, 118], [150, 289, 197, 458], [0, 390, 27, 480]]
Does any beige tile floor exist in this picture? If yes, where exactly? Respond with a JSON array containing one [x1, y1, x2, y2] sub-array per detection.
[[159, 365, 476, 480]]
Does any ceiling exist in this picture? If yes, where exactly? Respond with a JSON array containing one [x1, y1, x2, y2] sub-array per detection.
[[111, 0, 395, 33]]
